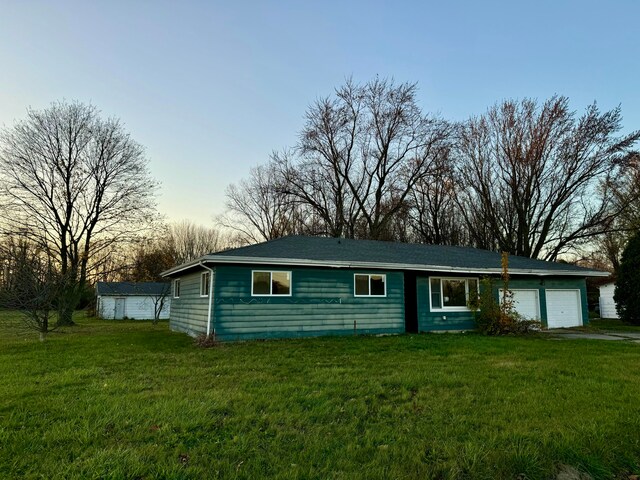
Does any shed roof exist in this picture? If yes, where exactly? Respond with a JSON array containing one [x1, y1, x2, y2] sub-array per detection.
[[162, 235, 608, 278], [96, 282, 171, 296]]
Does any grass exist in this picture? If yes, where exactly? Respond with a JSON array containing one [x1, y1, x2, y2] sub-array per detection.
[[1, 311, 640, 479], [583, 317, 640, 333]]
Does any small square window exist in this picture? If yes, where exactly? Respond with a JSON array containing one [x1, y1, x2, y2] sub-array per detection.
[[354, 274, 386, 297]]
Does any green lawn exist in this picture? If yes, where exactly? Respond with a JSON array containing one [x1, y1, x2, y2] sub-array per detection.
[[1, 312, 639, 479], [583, 317, 640, 333]]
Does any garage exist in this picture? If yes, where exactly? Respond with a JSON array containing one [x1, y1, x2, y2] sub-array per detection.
[[545, 289, 582, 328], [598, 282, 619, 319], [500, 289, 540, 320]]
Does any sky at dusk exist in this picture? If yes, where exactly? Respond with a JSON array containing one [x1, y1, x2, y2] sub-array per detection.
[[1, 0, 638, 226]]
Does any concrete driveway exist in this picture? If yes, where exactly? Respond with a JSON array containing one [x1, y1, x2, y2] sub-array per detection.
[[546, 329, 640, 342]]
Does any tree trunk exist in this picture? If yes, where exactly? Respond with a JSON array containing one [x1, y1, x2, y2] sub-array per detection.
[[56, 305, 76, 326], [57, 291, 77, 325], [55, 276, 82, 326], [39, 331, 46, 342]]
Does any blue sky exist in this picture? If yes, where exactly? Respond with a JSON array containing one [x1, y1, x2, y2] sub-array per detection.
[[1, 1, 638, 225]]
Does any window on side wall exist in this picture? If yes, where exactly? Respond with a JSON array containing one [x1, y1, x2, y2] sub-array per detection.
[[173, 279, 181, 298], [429, 277, 478, 310], [200, 271, 210, 297], [252, 271, 291, 296], [354, 274, 387, 297]]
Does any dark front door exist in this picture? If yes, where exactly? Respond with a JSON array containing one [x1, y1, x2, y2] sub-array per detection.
[[404, 271, 418, 333]]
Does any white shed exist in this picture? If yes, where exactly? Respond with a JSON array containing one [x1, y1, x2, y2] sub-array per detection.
[[598, 282, 619, 319], [96, 282, 171, 320]]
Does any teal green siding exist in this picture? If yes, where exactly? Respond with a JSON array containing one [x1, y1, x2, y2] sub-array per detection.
[[169, 265, 589, 340], [416, 276, 476, 331], [211, 266, 404, 341], [416, 275, 589, 331], [170, 270, 213, 336]]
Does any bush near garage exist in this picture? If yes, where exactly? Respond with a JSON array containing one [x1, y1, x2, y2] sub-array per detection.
[[614, 231, 640, 325]]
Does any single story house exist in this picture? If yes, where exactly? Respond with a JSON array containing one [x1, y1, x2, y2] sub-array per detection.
[[96, 282, 171, 320], [161, 236, 607, 341], [598, 282, 619, 319]]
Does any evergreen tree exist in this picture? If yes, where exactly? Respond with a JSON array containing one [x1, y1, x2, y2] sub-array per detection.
[[614, 231, 640, 324]]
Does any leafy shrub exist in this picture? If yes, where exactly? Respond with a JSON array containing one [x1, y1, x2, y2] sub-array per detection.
[[470, 276, 541, 336], [614, 231, 640, 325]]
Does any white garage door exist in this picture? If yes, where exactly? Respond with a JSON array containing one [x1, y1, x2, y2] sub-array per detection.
[[500, 289, 540, 320], [599, 284, 619, 319], [546, 289, 582, 328]]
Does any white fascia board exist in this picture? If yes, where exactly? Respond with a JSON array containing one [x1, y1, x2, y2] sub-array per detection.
[[161, 259, 204, 277], [101, 293, 165, 297], [162, 255, 608, 278]]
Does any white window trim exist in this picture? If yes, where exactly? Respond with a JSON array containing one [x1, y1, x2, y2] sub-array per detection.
[[429, 277, 479, 312], [251, 270, 292, 297], [200, 271, 210, 297], [173, 279, 181, 299], [353, 273, 387, 297]]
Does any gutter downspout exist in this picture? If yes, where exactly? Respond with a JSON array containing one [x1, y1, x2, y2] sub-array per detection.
[[199, 261, 215, 338]]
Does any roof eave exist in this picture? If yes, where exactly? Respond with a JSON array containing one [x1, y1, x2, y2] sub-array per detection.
[[97, 293, 168, 297], [161, 258, 206, 277], [162, 255, 608, 277]]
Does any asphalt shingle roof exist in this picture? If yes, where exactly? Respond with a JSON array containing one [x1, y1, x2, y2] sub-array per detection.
[[96, 282, 171, 296], [199, 235, 601, 275]]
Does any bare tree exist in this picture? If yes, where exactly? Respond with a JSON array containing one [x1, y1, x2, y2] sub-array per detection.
[[149, 283, 171, 324], [598, 152, 640, 270], [127, 242, 176, 282], [161, 220, 230, 264], [0, 101, 158, 324], [408, 148, 466, 245], [222, 162, 307, 243], [280, 78, 453, 240], [91, 221, 228, 284], [275, 89, 363, 238], [1, 243, 66, 341], [0, 235, 32, 296], [455, 97, 640, 260], [89, 242, 135, 283]]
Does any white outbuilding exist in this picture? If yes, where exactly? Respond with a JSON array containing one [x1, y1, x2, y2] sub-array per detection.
[[96, 282, 171, 320], [598, 282, 619, 319]]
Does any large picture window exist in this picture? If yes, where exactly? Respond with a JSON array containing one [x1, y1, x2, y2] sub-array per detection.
[[429, 277, 478, 310], [252, 271, 291, 296], [200, 271, 211, 297], [354, 274, 387, 297]]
